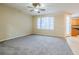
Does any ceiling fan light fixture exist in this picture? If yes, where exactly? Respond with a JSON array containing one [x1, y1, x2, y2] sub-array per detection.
[[27, 3, 45, 14], [34, 8, 39, 12]]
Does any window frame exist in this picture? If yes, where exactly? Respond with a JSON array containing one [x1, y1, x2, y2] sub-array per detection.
[[37, 16, 54, 30]]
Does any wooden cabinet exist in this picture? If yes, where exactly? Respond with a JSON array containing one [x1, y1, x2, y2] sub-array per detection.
[[71, 18, 79, 36], [71, 19, 77, 25], [77, 19, 79, 25], [71, 28, 78, 36], [71, 18, 79, 25]]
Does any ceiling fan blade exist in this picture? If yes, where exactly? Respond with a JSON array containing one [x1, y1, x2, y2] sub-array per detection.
[[30, 9, 40, 13], [39, 9, 45, 11], [30, 10, 34, 12], [38, 11, 40, 13], [27, 6, 33, 8]]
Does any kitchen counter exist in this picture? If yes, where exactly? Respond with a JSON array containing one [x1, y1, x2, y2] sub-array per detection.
[[72, 25, 79, 28], [74, 28, 79, 30]]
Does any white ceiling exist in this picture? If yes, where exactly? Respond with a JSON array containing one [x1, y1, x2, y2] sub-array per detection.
[[2, 3, 79, 16]]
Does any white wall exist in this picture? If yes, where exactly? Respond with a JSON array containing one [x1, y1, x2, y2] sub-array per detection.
[[0, 5, 71, 42], [0, 5, 32, 41], [33, 13, 66, 37]]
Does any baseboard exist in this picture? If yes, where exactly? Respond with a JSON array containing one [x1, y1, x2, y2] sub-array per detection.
[[0, 34, 32, 42], [0, 39, 8, 42], [32, 34, 65, 39], [0, 34, 66, 43]]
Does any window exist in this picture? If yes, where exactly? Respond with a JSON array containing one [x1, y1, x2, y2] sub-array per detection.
[[66, 15, 71, 35], [37, 17, 54, 30]]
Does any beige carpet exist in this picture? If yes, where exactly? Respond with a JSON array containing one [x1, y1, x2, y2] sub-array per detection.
[[0, 35, 73, 55]]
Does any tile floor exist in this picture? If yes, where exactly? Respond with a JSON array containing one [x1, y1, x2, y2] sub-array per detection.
[[66, 35, 79, 55]]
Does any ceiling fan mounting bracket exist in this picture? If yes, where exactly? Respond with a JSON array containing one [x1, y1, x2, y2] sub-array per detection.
[[32, 3, 41, 8]]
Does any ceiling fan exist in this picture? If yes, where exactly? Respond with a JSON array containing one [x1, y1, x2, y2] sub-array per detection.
[[27, 3, 45, 13]]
